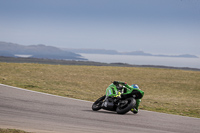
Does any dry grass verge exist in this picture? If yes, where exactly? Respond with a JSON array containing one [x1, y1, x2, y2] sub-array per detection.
[[0, 128, 31, 133]]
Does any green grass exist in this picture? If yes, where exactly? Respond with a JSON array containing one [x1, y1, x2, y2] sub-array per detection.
[[0, 62, 200, 118], [0, 128, 31, 133]]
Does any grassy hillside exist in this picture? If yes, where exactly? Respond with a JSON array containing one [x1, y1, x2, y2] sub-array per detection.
[[0, 62, 199, 118], [0, 42, 86, 60]]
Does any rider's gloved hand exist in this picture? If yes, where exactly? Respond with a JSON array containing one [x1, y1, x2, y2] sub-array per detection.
[[114, 92, 121, 99]]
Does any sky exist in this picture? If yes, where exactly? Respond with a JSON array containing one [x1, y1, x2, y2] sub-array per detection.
[[0, 0, 200, 55]]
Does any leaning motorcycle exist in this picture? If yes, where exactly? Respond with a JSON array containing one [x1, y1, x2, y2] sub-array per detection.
[[92, 81, 143, 114]]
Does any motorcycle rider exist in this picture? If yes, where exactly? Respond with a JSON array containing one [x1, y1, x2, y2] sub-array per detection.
[[111, 81, 144, 114]]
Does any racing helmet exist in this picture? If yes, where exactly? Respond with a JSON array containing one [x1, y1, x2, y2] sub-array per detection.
[[131, 84, 139, 89]]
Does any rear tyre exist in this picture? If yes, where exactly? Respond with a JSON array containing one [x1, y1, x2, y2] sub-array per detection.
[[92, 95, 106, 111], [116, 98, 136, 114]]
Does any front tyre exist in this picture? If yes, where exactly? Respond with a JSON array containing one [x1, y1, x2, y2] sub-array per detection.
[[116, 98, 135, 114], [92, 95, 106, 111]]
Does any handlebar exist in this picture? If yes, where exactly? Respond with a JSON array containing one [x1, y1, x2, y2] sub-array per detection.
[[112, 81, 128, 91]]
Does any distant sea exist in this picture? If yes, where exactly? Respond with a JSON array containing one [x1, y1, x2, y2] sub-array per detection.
[[80, 53, 200, 69]]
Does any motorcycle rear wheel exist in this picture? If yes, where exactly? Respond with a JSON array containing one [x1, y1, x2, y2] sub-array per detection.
[[116, 98, 135, 114], [92, 95, 106, 111]]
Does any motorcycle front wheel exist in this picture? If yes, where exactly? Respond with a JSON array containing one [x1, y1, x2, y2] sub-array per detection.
[[92, 95, 106, 111], [116, 98, 135, 114]]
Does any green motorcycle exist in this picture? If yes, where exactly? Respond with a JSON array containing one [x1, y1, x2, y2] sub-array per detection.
[[92, 81, 144, 114]]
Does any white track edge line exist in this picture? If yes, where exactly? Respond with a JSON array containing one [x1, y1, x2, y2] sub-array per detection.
[[1, 84, 199, 119], [0, 83, 93, 103]]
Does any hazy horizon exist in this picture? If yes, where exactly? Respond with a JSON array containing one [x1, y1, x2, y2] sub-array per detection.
[[1, 0, 200, 55]]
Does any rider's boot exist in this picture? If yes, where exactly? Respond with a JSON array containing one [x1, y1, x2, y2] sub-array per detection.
[[131, 108, 138, 114], [131, 99, 141, 114]]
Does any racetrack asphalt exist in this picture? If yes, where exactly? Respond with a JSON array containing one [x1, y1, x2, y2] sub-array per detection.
[[0, 84, 200, 133]]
